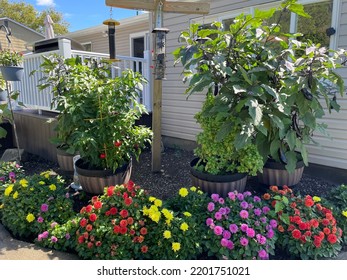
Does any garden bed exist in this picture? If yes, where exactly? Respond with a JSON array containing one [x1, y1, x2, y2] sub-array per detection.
[[1, 146, 346, 260]]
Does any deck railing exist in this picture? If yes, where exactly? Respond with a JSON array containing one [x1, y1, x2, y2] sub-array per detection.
[[12, 38, 152, 112]]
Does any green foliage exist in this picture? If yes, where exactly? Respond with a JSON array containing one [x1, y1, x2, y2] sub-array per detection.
[[265, 186, 343, 259], [37, 55, 153, 171], [1, 171, 75, 239], [173, 0, 347, 173], [322, 185, 347, 246], [0, 0, 69, 35], [0, 49, 23, 66], [194, 95, 263, 176]]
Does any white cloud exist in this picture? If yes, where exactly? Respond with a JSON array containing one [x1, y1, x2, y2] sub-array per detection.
[[36, 0, 56, 6]]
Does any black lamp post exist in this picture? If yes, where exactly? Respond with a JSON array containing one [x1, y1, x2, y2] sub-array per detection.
[[103, 18, 120, 61]]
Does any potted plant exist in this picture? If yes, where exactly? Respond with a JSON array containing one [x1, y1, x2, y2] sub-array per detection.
[[57, 58, 152, 194], [0, 49, 24, 81], [189, 94, 263, 196], [173, 0, 347, 187]]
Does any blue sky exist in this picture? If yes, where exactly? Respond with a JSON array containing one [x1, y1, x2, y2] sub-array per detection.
[[23, 0, 142, 32]]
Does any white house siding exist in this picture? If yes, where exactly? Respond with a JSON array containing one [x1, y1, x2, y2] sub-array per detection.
[[163, 0, 347, 169], [66, 13, 149, 56]]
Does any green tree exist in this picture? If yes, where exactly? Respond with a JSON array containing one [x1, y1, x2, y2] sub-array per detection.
[[0, 0, 69, 35]]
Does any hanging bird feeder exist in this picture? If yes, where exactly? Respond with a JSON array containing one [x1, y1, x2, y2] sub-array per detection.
[[103, 8, 120, 62]]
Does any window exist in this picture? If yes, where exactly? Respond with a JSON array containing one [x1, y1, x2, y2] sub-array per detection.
[[81, 42, 92, 52], [297, 1, 333, 48], [191, 0, 336, 49]]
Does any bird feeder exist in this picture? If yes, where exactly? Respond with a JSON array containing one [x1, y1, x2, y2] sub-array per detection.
[[103, 18, 120, 61]]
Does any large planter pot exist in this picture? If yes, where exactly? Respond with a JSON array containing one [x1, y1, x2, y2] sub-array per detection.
[[75, 158, 132, 195], [0, 66, 24, 81], [257, 159, 305, 187], [190, 158, 247, 197], [56, 147, 77, 174]]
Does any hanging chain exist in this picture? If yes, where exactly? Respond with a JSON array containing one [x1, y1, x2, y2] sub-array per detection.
[[110, 7, 113, 19]]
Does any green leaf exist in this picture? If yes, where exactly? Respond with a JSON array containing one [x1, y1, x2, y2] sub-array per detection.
[[261, 84, 279, 100], [285, 151, 298, 173], [275, 202, 284, 213], [247, 99, 263, 126], [237, 65, 252, 85], [216, 122, 233, 142], [234, 133, 249, 150], [281, 213, 290, 225], [254, 8, 277, 19], [286, 130, 296, 151], [288, 3, 311, 18], [271, 115, 284, 130], [282, 196, 289, 205]]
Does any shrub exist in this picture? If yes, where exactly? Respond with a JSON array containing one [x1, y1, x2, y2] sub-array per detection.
[[264, 186, 343, 259], [143, 187, 207, 260], [1, 171, 75, 239], [322, 184, 347, 246], [204, 191, 277, 260], [193, 94, 263, 176], [74, 181, 151, 260]]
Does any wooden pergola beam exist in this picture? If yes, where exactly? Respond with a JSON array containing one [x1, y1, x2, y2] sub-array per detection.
[[105, 0, 210, 14]]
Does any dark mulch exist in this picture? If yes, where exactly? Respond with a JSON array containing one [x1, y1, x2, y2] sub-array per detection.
[[9, 146, 340, 199]]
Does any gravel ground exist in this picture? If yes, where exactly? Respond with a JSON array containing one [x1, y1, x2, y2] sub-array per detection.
[[9, 146, 340, 199]]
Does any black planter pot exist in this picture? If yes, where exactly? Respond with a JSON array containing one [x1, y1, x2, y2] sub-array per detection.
[[190, 158, 247, 197], [0, 66, 24, 81], [257, 158, 304, 187], [75, 158, 132, 195]]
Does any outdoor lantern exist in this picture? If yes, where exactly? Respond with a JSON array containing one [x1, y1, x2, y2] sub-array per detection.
[[152, 27, 169, 80], [103, 18, 120, 61]]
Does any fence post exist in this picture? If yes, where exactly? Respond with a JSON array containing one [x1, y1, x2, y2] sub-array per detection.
[[58, 38, 72, 58]]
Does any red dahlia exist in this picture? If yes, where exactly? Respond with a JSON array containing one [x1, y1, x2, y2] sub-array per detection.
[[323, 227, 331, 235], [125, 197, 133, 206], [327, 234, 337, 244], [120, 219, 128, 228], [322, 219, 330, 226], [89, 213, 97, 222], [107, 186, 115, 197], [141, 246, 148, 253], [140, 227, 148, 235], [304, 196, 314, 207], [78, 236, 85, 244], [113, 225, 121, 234], [120, 209, 129, 218], [292, 229, 301, 239], [120, 227, 127, 235], [86, 224, 93, 232], [80, 218, 87, 227], [94, 201, 102, 209], [86, 205, 93, 213], [110, 207, 118, 215]]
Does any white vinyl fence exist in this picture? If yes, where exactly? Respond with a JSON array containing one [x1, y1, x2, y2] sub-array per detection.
[[12, 38, 152, 112]]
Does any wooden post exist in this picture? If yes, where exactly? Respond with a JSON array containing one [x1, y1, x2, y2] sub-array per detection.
[[152, 79, 162, 172], [151, 1, 163, 172]]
